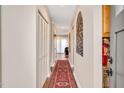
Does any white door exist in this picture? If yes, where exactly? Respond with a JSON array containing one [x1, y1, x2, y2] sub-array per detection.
[[37, 12, 48, 87], [37, 14, 45, 87], [42, 22, 46, 85], [45, 23, 49, 79], [41, 18, 49, 87], [41, 17, 45, 87], [37, 13, 43, 87], [115, 30, 124, 87]]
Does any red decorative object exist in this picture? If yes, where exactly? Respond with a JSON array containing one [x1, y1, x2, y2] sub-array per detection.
[[102, 38, 110, 65], [48, 60, 77, 88]]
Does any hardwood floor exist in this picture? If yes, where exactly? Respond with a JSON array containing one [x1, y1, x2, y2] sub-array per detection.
[[43, 77, 50, 88]]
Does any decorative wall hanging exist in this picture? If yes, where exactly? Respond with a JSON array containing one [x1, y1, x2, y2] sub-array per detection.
[[76, 11, 83, 57], [68, 32, 71, 52]]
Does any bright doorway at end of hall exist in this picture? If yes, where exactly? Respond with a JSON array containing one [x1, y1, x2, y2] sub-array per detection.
[[55, 36, 68, 60]]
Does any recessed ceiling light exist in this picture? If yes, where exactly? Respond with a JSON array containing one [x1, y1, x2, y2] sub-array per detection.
[[59, 26, 68, 29], [59, 5, 65, 7]]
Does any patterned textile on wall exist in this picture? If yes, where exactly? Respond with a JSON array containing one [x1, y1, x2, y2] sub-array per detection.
[[69, 32, 71, 53], [76, 11, 83, 57]]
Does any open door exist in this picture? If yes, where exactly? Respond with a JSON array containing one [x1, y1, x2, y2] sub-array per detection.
[[0, 6, 1, 88], [109, 5, 124, 88], [115, 29, 124, 87]]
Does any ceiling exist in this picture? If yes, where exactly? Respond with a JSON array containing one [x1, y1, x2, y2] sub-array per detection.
[[47, 5, 76, 35]]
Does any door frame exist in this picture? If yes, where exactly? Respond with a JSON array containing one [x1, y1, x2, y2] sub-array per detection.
[[36, 10, 45, 88], [114, 29, 124, 88], [36, 9, 49, 88], [36, 10, 42, 88], [0, 6, 1, 88]]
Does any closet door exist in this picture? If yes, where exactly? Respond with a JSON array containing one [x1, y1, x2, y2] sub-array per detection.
[[37, 11, 49, 87], [44, 22, 48, 80], [37, 13, 43, 87], [42, 21, 46, 85], [41, 20, 45, 86]]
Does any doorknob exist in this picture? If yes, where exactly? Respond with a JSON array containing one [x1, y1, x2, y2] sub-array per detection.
[[108, 56, 113, 64], [109, 68, 113, 76], [107, 68, 113, 76]]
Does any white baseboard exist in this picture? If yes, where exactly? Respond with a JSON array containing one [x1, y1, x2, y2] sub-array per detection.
[[51, 60, 57, 67], [67, 59, 82, 87], [73, 72, 82, 88], [68, 59, 73, 68], [47, 72, 51, 78]]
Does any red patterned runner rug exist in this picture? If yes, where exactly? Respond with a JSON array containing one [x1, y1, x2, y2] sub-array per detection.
[[48, 60, 77, 88]]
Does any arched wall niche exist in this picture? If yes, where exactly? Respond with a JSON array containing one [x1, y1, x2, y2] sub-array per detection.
[[76, 11, 83, 57]]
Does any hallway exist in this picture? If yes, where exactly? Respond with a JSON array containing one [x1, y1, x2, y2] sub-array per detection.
[[0, 3, 124, 90], [0, 5, 102, 88]]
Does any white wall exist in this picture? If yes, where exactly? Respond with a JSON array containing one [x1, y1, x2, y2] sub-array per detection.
[[50, 20, 54, 69], [1, 6, 37, 88], [51, 23, 56, 67], [69, 26, 75, 67], [72, 5, 102, 87], [93, 6, 102, 88]]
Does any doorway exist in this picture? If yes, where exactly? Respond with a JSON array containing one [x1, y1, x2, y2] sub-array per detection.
[[36, 10, 48, 88], [115, 29, 124, 87], [0, 6, 1, 88], [110, 5, 124, 88], [56, 36, 68, 59]]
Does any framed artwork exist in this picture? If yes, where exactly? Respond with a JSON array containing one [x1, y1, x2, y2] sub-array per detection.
[[76, 11, 83, 57], [68, 32, 71, 52]]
